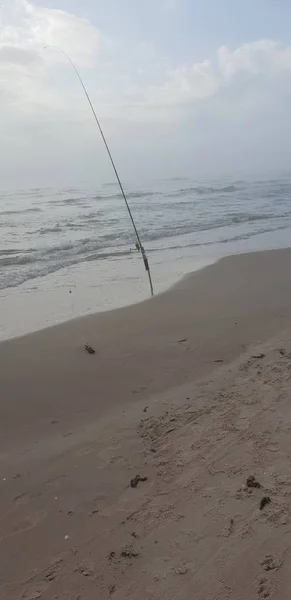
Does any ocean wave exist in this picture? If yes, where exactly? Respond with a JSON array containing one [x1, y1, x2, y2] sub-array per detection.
[[62, 197, 87, 205], [1, 207, 42, 216], [0, 236, 119, 270], [93, 190, 155, 201], [48, 196, 87, 206], [3, 212, 288, 279], [0, 253, 35, 267], [164, 223, 291, 253], [37, 226, 63, 235], [0, 245, 134, 290], [0, 248, 28, 256], [11, 210, 288, 260], [168, 185, 238, 198], [142, 212, 284, 243], [230, 213, 278, 224]]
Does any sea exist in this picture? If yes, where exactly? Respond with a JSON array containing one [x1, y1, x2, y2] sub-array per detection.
[[1, 174, 291, 340]]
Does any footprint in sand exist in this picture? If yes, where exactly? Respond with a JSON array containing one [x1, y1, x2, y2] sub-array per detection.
[[44, 474, 68, 489], [13, 492, 30, 507], [257, 575, 273, 598], [260, 554, 283, 572], [21, 581, 49, 599]]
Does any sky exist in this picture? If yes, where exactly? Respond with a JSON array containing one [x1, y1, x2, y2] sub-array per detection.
[[1, 0, 291, 187]]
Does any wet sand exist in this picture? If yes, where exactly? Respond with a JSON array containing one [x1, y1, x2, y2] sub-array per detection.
[[1, 248, 291, 599]]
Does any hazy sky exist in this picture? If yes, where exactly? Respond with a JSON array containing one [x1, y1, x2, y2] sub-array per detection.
[[1, 0, 291, 187]]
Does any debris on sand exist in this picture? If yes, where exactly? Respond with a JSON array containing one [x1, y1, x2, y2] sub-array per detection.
[[85, 344, 96, 355], [260, 496, 271, 511], [121, 548, 139, 559], [278, 348, 286, 356], [130, 475, 148, 489], [172, 565, 189, 575], [75, 562, 94, 577], [177, 338, 188, 344], [246, 475, 261, 489], [143, 406, 148, 413], [214, 359, 224, 363], [251, 353, 266, 360], [221, 518, 235, 537]]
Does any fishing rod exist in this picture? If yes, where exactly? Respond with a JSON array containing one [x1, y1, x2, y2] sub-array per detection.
[[44, 45, 154, 297]]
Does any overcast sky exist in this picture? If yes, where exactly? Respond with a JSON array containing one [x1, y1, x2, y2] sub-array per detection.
[[1, 0, 291, 188]]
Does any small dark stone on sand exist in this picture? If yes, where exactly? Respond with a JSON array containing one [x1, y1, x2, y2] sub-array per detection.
[[85, 344, 96, 355], [109, 585, 116, 595], [214, 359, 224, 363], [130, 531, 138, 539], [251, 353, 265, 360], [177, 338, 188, 344], [246, 475, 261, 489], [108, 552, 116, 560], [143, 406, 148, 413], [51, 420, 59, 425], [67, 511, 74, 516], [13, 473, 22, 480], [150, 448, 156, 453], [260, 496, 271, 510], [130, 475, 148, 488]]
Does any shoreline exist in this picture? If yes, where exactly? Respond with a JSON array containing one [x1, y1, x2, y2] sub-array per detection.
[[2, 226, 291, 341], [0, 250, 216, 342], [0, 245, 288, 344]]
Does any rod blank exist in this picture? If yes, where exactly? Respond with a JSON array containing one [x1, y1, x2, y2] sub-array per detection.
[[45, 45, 154, 296]]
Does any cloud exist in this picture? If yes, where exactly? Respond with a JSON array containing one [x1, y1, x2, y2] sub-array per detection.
[[0, 0, 102, 129], [218, 40, 291, 80], [0, 0, 100, 67], [0, 45, 41, 65], [147, 40, 291, 112], [2, 1, 291, 124]]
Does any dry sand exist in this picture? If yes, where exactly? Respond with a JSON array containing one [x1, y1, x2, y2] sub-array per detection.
[[1, 248, 291, 599]]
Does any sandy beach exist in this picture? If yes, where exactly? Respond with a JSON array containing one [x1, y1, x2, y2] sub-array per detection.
[[1, 248, 291, 599]]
